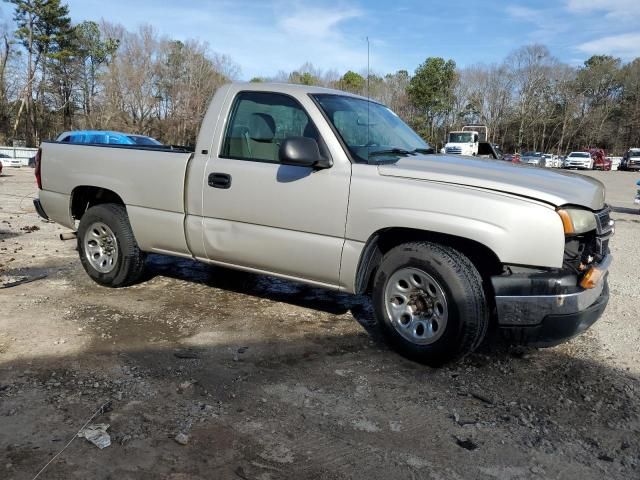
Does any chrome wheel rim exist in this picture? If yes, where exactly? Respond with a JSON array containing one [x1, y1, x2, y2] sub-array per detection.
[[84, 222, 118, 274], [384, 267, 448, 345]]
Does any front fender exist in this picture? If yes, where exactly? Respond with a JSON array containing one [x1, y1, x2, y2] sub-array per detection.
[[344, 168, 566, 282]]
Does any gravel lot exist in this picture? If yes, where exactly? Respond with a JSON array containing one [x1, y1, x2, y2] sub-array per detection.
[[1, 166, 639, 479]]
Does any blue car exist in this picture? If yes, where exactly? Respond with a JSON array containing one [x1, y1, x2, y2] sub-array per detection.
[[56, 130, 162, 146]]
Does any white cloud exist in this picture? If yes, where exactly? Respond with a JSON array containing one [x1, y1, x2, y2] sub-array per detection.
[[279, 7, 362, 38], [505, 5, 568, 40], [506, 5, 541, 19], [66, 0, 371, 79], [577, 32, 640, 59], [566, 0, 640, 18]]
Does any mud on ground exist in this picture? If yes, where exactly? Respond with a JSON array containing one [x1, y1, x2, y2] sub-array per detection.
[[1, 167, 639, 479]]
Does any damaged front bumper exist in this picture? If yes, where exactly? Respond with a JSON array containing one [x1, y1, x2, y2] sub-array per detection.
[[492, 255, 612, 347]]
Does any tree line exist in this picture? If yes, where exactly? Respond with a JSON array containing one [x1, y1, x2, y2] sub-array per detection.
[[2, 1, 640, 154]]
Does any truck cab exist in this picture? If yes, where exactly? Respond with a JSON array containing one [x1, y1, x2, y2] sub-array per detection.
[[444, 125, 488, 156]]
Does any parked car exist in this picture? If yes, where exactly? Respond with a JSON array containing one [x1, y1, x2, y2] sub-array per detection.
[[635, 180, 640, 211], [34, 82, 613, 365], [563, 151, 593, 169], [0, 152, 21, 168], [57, 130, 134, 145], [521, 152, 545, 167], [594, 156, 612, 171], [56, 130, 162, 146], [590, 148, 611, 171], [501, 153, 520, 164], [127, 134, 163, 146], [620, 148, 640, 171]]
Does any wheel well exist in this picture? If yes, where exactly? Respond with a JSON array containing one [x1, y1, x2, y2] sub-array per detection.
[[71, 186, 125, 221], [355, 228, 503, 294]]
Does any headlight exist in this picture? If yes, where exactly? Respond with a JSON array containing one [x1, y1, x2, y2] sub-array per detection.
[[557, 208, 597, 235]]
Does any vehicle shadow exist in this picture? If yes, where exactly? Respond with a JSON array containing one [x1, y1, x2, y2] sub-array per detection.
[[140, 254, 556, 354], [144, 253, 375, 330]]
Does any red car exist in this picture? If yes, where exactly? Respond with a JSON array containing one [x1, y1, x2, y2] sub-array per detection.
[[502, 153, 521, 163], [589, 148, 612, 171]]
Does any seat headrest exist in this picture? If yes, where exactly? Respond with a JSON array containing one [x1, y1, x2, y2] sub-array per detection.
[[248, 113, 276, 142]]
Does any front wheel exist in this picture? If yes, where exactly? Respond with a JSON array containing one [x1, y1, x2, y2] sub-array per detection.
[[77, 203, 146, 287], [372, 241, 488, 365]]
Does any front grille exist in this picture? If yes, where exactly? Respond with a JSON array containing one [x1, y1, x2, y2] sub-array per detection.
[[595, 206, 613, 235], [445, 147, 462, 154], [594, 206, 613, 261]]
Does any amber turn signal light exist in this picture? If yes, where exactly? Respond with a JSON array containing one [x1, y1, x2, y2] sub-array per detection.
[[557, 209, 574, 234], [580, 266, 604, 289]]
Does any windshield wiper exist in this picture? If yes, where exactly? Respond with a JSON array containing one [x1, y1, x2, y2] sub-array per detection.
[[368, 148, 413, 157], [410, 147, 434, 154]]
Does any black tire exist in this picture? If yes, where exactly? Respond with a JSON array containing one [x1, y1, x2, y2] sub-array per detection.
[[77, 203, 146, 287], [371, 241, 488, 365]]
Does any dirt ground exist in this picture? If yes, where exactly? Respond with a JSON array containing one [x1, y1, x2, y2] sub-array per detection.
[[1, 166, 639, 480]]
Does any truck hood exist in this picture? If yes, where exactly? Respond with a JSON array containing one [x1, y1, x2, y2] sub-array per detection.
[[377, 155, 606, 211]]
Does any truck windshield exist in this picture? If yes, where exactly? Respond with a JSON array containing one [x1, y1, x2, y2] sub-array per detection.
[[448, 133, 473, 143], [312, 94, 431, 163]]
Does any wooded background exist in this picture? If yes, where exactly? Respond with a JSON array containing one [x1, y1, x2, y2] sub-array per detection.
[[2, 1, 640, 153]]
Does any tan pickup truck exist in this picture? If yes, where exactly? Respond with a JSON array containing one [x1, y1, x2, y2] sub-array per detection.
[[34, 82, 613, 364]]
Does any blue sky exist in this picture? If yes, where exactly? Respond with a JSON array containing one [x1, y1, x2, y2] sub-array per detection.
[[2, 0, 640, 79]]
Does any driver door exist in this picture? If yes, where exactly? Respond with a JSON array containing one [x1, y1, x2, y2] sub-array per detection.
[[200, 90, 351, 287]]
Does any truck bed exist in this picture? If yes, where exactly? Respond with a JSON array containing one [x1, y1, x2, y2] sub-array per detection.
[[39, 141, 194, 256]]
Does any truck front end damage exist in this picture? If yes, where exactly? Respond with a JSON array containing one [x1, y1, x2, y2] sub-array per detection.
[[491, 206, 614, 346]]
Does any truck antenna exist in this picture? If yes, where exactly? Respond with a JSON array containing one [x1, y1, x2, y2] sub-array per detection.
[[367, 36, 370, 98]]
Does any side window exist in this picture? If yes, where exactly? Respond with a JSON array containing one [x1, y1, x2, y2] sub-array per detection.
[[60, 135, 71, 143], [221, 91, 320, 163]]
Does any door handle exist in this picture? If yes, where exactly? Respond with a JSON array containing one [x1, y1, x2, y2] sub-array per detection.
[[208, 172, 232, 189]]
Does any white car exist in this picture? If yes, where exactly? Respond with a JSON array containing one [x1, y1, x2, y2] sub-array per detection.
[[0, 153, 22, 167], [521, 152, 545, 167], [563, 151, 593, 170]]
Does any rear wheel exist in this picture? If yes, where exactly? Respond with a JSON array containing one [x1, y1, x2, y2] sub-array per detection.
[[372, 241, 488, 365], [77, 204, 146, 287]]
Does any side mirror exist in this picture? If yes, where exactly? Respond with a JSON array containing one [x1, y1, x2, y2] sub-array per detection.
[[279, 137, 331, 169]]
